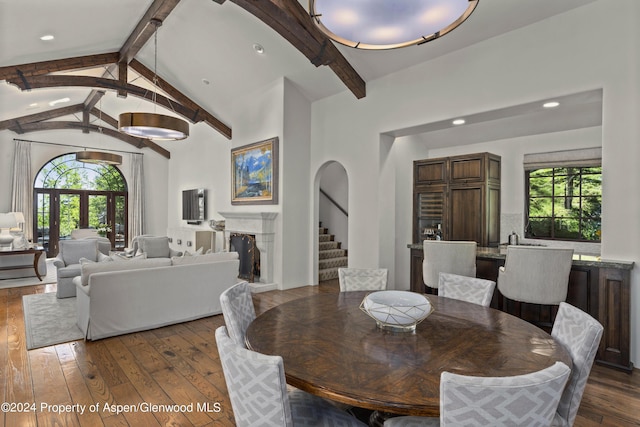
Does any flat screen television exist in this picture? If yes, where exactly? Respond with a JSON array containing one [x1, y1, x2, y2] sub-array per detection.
[[182, 188, 206, 224]]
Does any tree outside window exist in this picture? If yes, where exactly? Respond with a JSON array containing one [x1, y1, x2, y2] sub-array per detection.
[[526, 166, 601, 242]]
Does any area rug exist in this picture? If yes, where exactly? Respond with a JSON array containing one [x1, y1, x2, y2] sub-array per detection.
[[22, 293, 84, 350], [0, 259, 57, 289]]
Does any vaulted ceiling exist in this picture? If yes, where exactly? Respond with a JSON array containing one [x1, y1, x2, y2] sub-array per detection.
[[0, 0, 599, 157]]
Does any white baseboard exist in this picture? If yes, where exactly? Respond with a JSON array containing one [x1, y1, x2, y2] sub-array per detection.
[[248, 282, 277, 293]]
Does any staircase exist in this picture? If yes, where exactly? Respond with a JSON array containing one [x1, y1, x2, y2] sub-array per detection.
[[318, 224, 348, 282]]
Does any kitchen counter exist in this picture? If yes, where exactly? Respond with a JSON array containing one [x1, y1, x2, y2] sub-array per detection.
[[407, 243, 634, 270]]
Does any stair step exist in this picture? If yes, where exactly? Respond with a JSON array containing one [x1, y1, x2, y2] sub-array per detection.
[[319, 256, 348, 270], [319, 241, 341, 251], [319, 267, 340, 281], [319, 248, 347, 260], [319, 227, 328, 235], [319, 234, 334, 243]]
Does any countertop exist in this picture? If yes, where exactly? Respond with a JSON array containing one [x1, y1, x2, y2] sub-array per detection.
[[407, 243, 634, 270]]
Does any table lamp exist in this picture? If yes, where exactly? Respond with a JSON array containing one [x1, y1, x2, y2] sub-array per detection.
[[0, 213, 18, 250]]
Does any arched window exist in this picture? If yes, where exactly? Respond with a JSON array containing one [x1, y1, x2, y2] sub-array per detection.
[[34, 153, 128, 256]]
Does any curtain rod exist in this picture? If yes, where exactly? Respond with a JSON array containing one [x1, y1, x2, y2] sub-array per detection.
[[13, 138, 144, 156]]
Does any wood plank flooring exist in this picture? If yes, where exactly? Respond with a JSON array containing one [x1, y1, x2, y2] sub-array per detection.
[[1, 280, 638, 426]]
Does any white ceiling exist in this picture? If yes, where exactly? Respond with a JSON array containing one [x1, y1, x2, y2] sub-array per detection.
[[0, 0, 601, 143]]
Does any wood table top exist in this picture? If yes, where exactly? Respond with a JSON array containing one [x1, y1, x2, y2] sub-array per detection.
[[245, 291, 572, 417]]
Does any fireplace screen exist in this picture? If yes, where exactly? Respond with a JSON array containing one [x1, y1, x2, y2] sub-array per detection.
[[229, 233, 260, 282]]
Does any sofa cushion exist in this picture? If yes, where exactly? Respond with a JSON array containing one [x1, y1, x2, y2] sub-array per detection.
[[171, 251, 239, 266], [140, 236, 172, 258], [80, 257, 172, 286], [61, 240, 99, 265]]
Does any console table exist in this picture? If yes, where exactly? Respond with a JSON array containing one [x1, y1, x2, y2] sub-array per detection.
[[408, 244, 634, 372], [0, 247, 45, 281]]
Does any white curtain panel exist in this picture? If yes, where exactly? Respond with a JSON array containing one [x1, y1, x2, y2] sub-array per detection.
[[128, 153, 145, 245], [11, 140, 32, 241]]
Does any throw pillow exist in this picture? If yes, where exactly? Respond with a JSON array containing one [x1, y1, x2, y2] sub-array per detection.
[[79, 257, 95, 265], [140, 236, 171, 258], [111, 252, 147, 262], [183, 247, 204, 257], [61, 240, 99, 265]]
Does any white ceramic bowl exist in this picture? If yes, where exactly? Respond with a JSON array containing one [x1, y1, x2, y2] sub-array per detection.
[[360, 290, 433, 331]]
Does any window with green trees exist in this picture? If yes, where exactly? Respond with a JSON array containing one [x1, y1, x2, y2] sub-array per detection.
[[525, 166, 601, 242], [34, 153, 128, 256]]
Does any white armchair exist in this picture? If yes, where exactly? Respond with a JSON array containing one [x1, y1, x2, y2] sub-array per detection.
[[53, 239, 101, 298]]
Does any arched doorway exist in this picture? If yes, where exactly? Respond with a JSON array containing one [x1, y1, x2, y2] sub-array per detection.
[[34, 153, 128, 257], [316, 161, 348, 283]]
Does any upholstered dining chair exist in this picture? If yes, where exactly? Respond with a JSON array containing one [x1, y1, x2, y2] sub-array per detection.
[[215, 326, 367, 427], [438, 272, 496, 307], [338, 268, 388, 292], [550, 302, 603, 427], [422, 241, 477, 290], [497, 246, 574, 306], [384, 361, 571, 427], [220, 281, 256, 347]]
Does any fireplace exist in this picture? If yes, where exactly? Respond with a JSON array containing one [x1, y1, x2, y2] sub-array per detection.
[[229, 233, 260, 282], [218, 212, 278, 292]]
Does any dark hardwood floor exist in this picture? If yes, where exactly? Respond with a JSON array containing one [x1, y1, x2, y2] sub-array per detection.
[[1, 280, 638, 426]]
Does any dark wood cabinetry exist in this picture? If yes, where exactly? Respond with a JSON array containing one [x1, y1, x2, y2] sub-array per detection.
[[413, 153, 501, 246]]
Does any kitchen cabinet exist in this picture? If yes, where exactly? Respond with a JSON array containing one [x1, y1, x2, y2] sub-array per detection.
[[413, 152, 501, 246]]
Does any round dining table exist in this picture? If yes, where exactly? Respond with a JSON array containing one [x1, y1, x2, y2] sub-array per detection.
[[245, 291, 572, 420]]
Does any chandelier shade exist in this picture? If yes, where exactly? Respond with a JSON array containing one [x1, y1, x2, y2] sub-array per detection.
[[119, 112, 189, 141], [309, 0, 478, 50], [76, 151, 123, 165]]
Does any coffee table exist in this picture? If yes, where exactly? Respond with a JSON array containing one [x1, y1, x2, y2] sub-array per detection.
[[0, 247, 45, 281]]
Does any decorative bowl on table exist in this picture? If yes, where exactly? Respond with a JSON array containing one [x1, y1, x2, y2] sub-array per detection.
[[360, 290, 433, 332]]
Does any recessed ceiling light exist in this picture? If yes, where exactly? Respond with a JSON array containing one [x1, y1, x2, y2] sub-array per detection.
[[29, 103, 39, 108], [452, 119, 466, 125], [49, 97, 70, 107], [40, 34, 55, 41], [253, 43, 265, 54], [543, 101, 560, 108]]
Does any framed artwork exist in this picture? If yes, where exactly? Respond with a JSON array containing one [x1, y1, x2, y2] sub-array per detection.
[[231, 137, 279, 205]]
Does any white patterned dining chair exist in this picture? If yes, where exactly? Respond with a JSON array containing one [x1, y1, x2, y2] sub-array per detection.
[[215, 326, 367, 427], [438, 273, 496, 307], [384, 361, 571, 427], [220, 281, 256, 348], [422, 241, 477, 290], [550, 302, 603, 427], [338, 268, 388, 292]]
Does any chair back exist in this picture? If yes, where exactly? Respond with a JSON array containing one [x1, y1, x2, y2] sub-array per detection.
[[338, 268, 388, 292], [57, 239, 99, 266], [440, 361, 571, 427], [551, 302, 603, 426], [422, 241, 477, 289], [71, 228, 99, 240], [220, 281, 256, 347], [215, 326, 293, 427], [438, 273, 496, 307], [498, 246, 573, 304]]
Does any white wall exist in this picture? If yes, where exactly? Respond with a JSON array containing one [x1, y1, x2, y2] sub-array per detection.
[[309, 0, 640, 364]]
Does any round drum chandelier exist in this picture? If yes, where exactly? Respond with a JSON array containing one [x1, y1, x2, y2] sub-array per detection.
[[309, 0, 479, 50]]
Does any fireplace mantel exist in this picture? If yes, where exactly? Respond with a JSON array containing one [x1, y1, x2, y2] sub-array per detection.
[[218, 212, 278, 292]]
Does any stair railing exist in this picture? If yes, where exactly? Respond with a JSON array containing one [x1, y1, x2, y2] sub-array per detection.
[[320, 188, 348, 217]]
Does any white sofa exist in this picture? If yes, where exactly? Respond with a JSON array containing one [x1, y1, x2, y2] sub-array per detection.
[[75, 252, 241, 340]]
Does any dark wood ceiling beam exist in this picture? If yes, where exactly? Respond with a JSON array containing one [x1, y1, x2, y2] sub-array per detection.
[[0, 52, 119, 81], [0, 103, 85, 131], [119, 0, 183, 64], [6, 74, 203, 124], [90, 108, 119, 129], [8, 121, 170, 159], [129, 59, 231, 139], [230, 0, 366, 99]]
